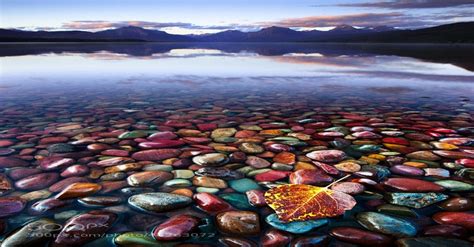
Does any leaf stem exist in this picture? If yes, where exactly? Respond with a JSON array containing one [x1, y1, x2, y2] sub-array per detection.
[[325, 174, 351, 188]]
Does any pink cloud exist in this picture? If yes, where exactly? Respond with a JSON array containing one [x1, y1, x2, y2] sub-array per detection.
[[258, 12, 430, 28]]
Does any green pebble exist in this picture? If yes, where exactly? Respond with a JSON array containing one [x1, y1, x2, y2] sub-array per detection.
[[247, 168, 272, 177], [376, 204, 418, 218], [10, 143, 35, 149], [325, 126, 350, 135], [297, 119, 315, 124], [172, 169, 194, 179], [332, 119, 352, 124], [353, 144, 380, 153], [357, 212, 417, 237], [272, 163, 293, 171], [143, 164, 173, 172], [379, 151, 400, 156], [435, 180, 474, 191], [281, 140, 307, 146], [387, 192, 448, 208], [442, 162, 464, 170], [119, 130, 149, 139], [196, 187, 220, 194], [266, 213, 328, 234], [164, 179, 192, 188], [269, 137, 299, 141], [236, 166, 255, 175], [220, 193, 253, 210], [229, 178, 261, 193], [213, 137, 238, 143], [114, 232, 161, 246], [98, 156, 116, 161]]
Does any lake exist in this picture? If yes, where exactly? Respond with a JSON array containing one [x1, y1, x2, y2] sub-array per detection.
[[0, 43, 473, 246]]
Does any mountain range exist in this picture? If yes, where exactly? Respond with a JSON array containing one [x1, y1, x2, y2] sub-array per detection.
[[0, 22, 472, 43]]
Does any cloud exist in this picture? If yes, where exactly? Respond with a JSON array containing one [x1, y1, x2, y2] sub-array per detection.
[[259, 12, 431, 28], [337, 0, 474, 9], [62, 20, 199, 30], [60, 20, 255, 32]]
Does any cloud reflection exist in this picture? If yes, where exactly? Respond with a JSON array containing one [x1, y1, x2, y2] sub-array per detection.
[[39, 47, 474, 83], [338, 70, 474, 83]]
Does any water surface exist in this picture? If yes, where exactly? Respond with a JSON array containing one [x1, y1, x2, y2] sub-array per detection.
[[0, 43, 473, 246]]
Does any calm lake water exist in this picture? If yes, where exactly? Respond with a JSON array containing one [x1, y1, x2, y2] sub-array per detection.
[[0, 43, 473, 246], [1, 43, 473, 94]]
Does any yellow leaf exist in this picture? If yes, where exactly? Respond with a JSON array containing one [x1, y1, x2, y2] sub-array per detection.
[[264, 184, 356, 222]]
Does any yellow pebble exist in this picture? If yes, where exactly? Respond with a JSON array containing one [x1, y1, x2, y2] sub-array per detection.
[[214, 145, 239, 152], [368, 154, 386, 161], [259, 129, 284, 136], [163, 158, 178, 165], [359, 156, 380, 165], [294, 161, 316, 171], [403, 161, 428, 168], [431, 142, 458, 150]]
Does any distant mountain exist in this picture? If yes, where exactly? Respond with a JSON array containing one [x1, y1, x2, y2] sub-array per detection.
[[198, 26, 307, 42], [366, 26, 396, 32], [247, 26, 305, 42], [198, 30, 247, 42], [0, 22, 472, 43], [94, 26, 192, 42], [322, 22, 474, 43], [0, 26, 193, 42], [329, 24, 360, 33], [198, 25, 363, 42], [196, 22, 473, 43]]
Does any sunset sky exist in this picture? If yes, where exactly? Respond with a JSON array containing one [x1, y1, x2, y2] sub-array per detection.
[[1, 0, 473, 34]]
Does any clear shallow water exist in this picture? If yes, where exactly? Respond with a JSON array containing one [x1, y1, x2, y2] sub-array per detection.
[[1, 43, 473, 99], [0, 43, 473, 246]]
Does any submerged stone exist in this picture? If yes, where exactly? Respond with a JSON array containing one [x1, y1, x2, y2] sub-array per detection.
[[126, 171, 173, 187], [128, 192, 192, 213], [386, 192, 448, 208], [51, 210, 117, 246], [192, 153, 229, 166], [0, 197, 27, 217], [434, 180, 474, 191], [15, 172, 59, 191], [55, 182, 102, 200], [132, 149, 181, 161], [0, 157, 29, 168], [306, 150, 347, 163], [0, 218, 58, 247], [265, 213, 328, 234], [382, 178, 445, 192], [152, 214, 200, 241], [396, 237, 472, 247], [356, 212, 417, 237], [228, 178, 261, 193], [432, 212, 474, 230], [114, 232, 159, 246], [329, 226, 392, 246], [220, 193, 253, 210], [216, 211, 260, 236]]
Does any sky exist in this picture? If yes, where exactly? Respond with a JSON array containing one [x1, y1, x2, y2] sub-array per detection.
[[1, 0, 473, 34]]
